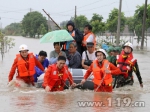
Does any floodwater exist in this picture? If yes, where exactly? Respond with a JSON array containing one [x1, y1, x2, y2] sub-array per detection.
[[0, 36, 150, 112]]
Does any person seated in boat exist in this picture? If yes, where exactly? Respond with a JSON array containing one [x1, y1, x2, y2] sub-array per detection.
[[80, 49, 121, 92], [82, 42, 96, 70], [49, 42, 69, 65], [43, 56, 76, 92], [114, 42, 143, 88], [34, 50, 49, 82], [67, 42, 82, 68], [8, 44, 44, 86]]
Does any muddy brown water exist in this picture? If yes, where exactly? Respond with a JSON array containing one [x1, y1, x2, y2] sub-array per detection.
[[0, 36, 150, 112]]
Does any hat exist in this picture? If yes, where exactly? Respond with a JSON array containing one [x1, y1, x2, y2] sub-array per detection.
[[123, 42, 133, 50], [66, 21, 75, 29], [86, 42, 94, 47], [95, 48, 108, 58], [107, 46, 114, 53], [19, 44, 29, 52]]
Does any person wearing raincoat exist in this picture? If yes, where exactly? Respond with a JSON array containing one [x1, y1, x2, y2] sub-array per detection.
[[8, 44, 44, 86], [62, 21, 83, 55], [107, 46, 122, 66], [106, 46, 115, 64], [43, 56, 76, 92], [80, 49, 121, 92]]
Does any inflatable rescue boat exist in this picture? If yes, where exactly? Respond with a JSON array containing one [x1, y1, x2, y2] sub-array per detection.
[[36, 68, 94, 90]]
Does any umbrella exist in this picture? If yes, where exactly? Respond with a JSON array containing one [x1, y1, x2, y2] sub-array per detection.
[[40, 30, 74, 43]]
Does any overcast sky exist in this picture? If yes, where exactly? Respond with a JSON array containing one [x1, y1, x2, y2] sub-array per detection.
[[0, 0, 149, 28]]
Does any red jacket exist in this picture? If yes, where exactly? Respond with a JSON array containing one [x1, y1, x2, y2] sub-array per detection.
[[43, 64, 74, 91], [8, 53, 44, 84]]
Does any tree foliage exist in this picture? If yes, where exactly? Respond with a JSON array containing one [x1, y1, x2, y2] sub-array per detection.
[[125, 17, 135, 33], [134, 4, 150, 34], [90, 13, 105, 35], [125, 4, 150, 43], [4, 23, 22, 35], [106, 8, 126, 33], [75, 15, 89, 31], [22, 11, 48, 38], [0, 31, 15, 60]]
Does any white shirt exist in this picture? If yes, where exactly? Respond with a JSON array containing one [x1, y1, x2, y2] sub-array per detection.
[[82, 50, 96, 60], [86, 34, 94, 42]]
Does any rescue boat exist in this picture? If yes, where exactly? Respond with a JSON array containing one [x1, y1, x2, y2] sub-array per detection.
[[36, 68, 94, 90]]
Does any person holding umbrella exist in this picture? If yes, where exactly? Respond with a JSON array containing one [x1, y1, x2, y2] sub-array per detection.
[[62, 21, 83, 55], [80, 49, 121, 92], [40, 29, 78, 66]]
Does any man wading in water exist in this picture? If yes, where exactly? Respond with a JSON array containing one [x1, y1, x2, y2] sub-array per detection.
[[8, 44, 44, 86], [43, 56, 76, 92], [81, 49, 121, 92], [114, 42, 143, 88]]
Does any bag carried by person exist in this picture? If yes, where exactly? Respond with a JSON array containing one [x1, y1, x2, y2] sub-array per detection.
[[84, 51, 93, 66]]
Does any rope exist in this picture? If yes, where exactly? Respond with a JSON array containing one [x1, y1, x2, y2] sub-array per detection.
[[94, 63, 109, 92]]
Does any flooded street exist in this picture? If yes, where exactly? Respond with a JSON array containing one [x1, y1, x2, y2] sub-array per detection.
[[0, 36, 150, 112]]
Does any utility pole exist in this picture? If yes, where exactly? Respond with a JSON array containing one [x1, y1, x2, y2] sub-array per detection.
[[47, 13, 52, 31], [74, 6, 77, 26], [0, 17, 1, 31], [141, 0, 148, 50], [30, 8, 32, 12], [116, 0, 122, 46]]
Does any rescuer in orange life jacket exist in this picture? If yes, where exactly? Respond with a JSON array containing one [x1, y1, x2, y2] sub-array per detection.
[[114, 42, 143, 88], [80, 49, 121, 92], [82, 24, 96, 52], [8, 44, 45, 86], [43, 56, 76, 92]]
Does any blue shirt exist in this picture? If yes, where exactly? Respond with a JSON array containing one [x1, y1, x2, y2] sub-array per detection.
[[34, 55, 49, 82]]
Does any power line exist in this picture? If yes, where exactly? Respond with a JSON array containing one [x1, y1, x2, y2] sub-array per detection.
[[55, 0, 104, 14], [0, 9, 29, 13], [125, 0, 132, 17], [77, 1, 118, 13], [0, 16, 20, 20], [78, 0, 104, 9], [0, 5, 21, 10]]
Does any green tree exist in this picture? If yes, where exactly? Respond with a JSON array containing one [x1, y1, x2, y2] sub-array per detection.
[[90, 13, 105, 35], [75, 15, 89, 31], [132, 4, 150, 43], [106, 8, 126, 33], [22, 11, 48, 38], [125, 17, 135, 33], [37, 23, 47, 36], [0, 31, 15, 60], [4, 23, 22, 36]]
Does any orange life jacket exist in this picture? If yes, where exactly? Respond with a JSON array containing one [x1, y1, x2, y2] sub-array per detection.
[[63, 30, 75, 50], [92, 59, 113, 86], [48, 64, 70, 91], [16, 53, 36, 77], [117, 50, 137, 77], [82, 32, 96, 46]]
